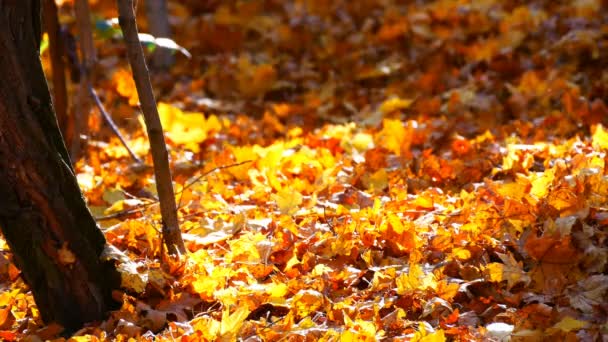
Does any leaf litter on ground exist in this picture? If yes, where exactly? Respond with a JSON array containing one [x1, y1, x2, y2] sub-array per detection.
[[1, 0, 608, 341]]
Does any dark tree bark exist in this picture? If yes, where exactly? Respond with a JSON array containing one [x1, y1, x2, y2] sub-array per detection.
[[0, 0, 119, 331]]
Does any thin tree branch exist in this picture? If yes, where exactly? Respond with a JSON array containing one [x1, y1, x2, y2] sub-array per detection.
[[176, 160, 254, 209], [96, 207, 147, 222], [180, 160, 254, 193], [87, 85, 143, 164]]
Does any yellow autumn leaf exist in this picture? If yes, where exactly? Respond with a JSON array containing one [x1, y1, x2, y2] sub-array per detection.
[[341, 316, 378, 340], [273, 187, 302, 215], [412, 323, 446, 342], [387, 213, 406, 234], [530, 169, 554, 198], [421, 329, 446, 342], [0, 290, 16, 307], [104, 198, 144, 215], [267, 282, 288, 298], [191, 277, 219, 299], [284, 253, 301, 271], [191, 316, 221, 340], [339, 329, 359, 342], [592, 124, 608, 150], [377, 118, 407, 156], [351, 132, 374, 152], [191, 267, 229, 300], [495, 180, 530, 201], [292, 289, 324, 318], [220, 306, 251, 337], [228, 145, 257, 181], [364, 168, 388, 193], [485, 262, 504, 282], [451, 247, 471, 261], [156, 102, 222, 152], [215, 287, 238, 307], [550, 316, 589, 332], [296, 316, 316, 330], [69, 336, 98, 342], [226, 232, 265, 263], [460, 222, 481, 233], [436, 280, 460, 301], [396, 263, 424, 295], [353, 319, 377, 337], [379, 97, 413, 114], [113, 68, 139, 106], [412, 194, 434, 209], [312, 264, 333, 277]]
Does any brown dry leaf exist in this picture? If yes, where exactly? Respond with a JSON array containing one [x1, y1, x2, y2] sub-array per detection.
[[524, 234, 579, 264], [567, 275, 608, 314]]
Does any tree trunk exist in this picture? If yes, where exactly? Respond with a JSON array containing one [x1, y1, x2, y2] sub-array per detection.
[[0, 0, 119, 331], [70, 0, 96, 161], [144, 0, 174, 69], [42, 0, 69, 145]]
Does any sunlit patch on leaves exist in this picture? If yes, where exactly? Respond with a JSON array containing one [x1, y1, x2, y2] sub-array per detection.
[[157, 102, 222, 152], [290, 289, 324, 319], [273, 187, 303, 215], [112, 68, 139, 106], [376, 118, 412, 157], [591, 124, 608, 150], [101, 245, 148, 293], [379, 97, 414, 115]]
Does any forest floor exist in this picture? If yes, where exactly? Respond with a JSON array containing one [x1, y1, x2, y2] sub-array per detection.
[[1, 0, 608, 341]]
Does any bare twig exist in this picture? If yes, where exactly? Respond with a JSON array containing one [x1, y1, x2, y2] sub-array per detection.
[[180, 160, 254, 193], [87, 85, 143, 164], [95, 161, 253, 221], [176, 160, 254, 209], [117, 0, 185, 255], [95, 206, 147, 221]]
